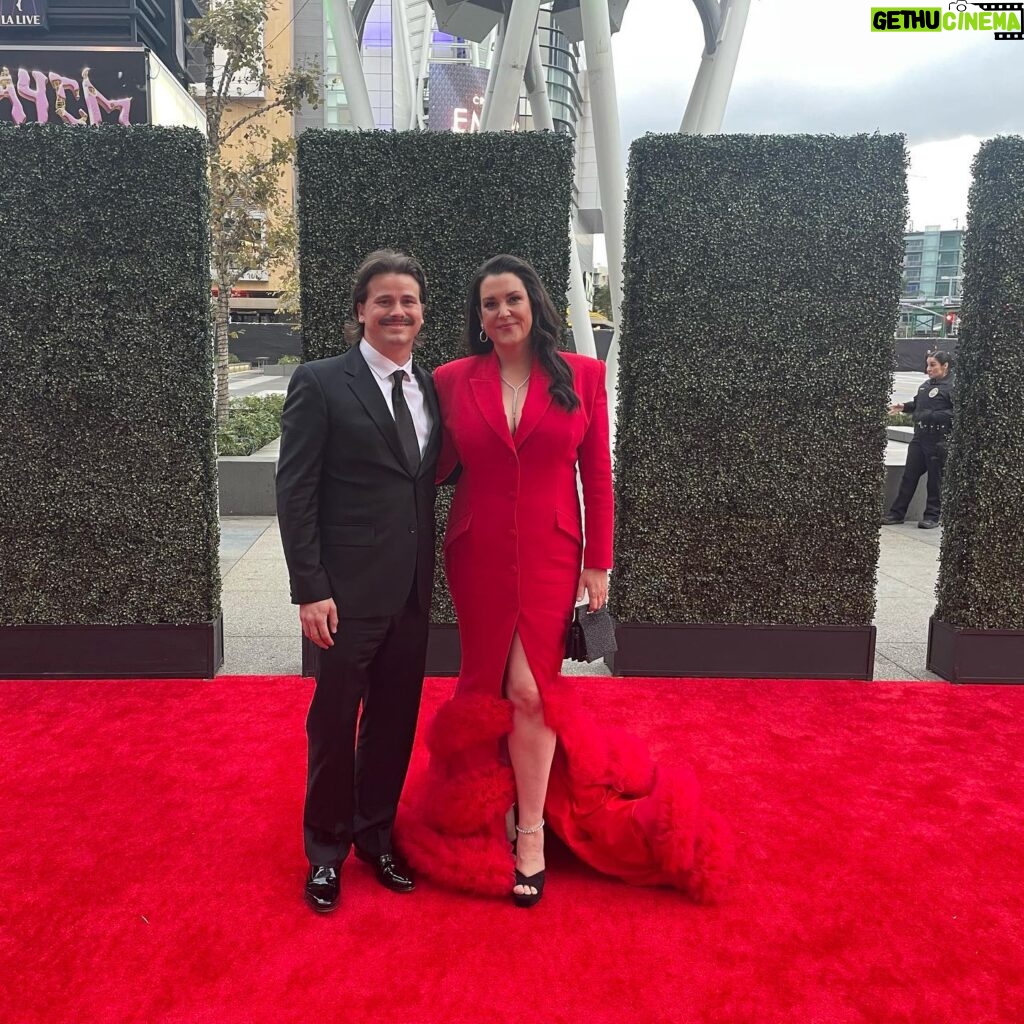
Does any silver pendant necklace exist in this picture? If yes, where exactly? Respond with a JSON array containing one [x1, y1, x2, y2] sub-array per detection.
[[500, 373, 529, 434]]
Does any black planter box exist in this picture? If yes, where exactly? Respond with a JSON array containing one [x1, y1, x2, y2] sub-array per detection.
[[301, 623, 462, 679], [0, 617, 224, 679], [927, 616, 1024, 684], [607, 622, 877, 680]]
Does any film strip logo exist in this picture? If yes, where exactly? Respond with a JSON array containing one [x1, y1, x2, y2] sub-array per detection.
[[971, 2, 1024, 39]]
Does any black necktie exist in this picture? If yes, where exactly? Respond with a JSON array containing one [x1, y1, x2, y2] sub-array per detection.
[[391, 369, 421, 474]]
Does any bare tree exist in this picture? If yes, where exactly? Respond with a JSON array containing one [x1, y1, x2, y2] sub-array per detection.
[[190, 0, 319, 423]]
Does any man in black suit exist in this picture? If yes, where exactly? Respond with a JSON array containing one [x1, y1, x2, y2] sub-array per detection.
[[276, 250, 440, 913]]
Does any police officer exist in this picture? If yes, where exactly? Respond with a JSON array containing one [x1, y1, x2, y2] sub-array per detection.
[[883, 351, 955, 529]]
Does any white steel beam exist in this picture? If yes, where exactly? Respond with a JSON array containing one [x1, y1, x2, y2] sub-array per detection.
[[523, 29, 595, 360], [680, 50, 713, 132], [523, 33, 552, 130], [696, 0, 751, 133], [481, 0, 542, 131], [325, 0, 376, 129], [568, 236, 597, 358], [414, 10, 435, 129], [579, 0, 624, 429], [392, 0, 418, 130], [480, 13, 507, 127]]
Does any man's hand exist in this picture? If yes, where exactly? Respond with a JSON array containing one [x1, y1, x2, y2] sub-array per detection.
[[300, 598, 338, 649], [889, 403, 903, 414], [576, 569, 609, 612]]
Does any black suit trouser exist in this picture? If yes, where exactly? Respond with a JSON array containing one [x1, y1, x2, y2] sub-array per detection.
[[303, 579, 428, 867], [890, 437, 947, 521]]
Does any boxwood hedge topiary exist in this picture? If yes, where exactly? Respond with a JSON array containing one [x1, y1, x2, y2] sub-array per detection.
[[296, 130, 574, 620], [0, 125, 220, 627], [935, 137, 1024, 630], [612, 134, 907, 627]]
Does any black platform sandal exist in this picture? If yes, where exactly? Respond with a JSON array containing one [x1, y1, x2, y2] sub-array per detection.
[[512, 819, 546, 908]]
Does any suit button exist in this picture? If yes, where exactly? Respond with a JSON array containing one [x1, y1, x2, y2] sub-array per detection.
[[408, 527, 416, 534]]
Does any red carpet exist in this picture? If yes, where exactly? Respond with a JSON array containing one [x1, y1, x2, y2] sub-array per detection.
[[1, 674, 1022, 1024]]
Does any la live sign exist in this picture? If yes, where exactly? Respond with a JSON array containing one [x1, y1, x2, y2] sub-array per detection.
[[0, 0, 48, 31]]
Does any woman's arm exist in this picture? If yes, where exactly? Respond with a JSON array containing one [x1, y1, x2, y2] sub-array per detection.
[[433, 365, 461, 485], [436, 425, 461, 486], [577, 360, 614, 571]]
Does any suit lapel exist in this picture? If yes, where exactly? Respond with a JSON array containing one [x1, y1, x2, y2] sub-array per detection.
[[512, 357, 552, 450], [470, 354, 515, 452], [344, 346, 412, 474]]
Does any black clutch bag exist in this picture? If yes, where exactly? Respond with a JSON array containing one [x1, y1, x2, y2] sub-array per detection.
[[564, 604, 618, 663]]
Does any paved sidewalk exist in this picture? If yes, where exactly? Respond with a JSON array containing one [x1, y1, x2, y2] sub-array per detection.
[[219, 516, 944, 681], [228, 370, 290, 399]]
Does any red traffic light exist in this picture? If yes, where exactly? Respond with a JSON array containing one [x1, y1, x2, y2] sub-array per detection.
[[945, 312, 957, 323]]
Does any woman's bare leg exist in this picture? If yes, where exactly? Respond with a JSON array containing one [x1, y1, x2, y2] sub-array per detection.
[[505, 630, 555, 896]]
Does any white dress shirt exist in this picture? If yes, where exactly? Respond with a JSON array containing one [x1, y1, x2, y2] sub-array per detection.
[[358, 338, 432, 455]]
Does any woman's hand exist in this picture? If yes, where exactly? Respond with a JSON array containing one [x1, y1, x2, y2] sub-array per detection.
[[577, 569, 609, 611]]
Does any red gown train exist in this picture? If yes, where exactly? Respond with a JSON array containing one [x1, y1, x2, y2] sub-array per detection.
[[398, 351, 733, 900]]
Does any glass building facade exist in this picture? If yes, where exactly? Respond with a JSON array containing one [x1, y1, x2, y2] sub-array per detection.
[[902, 227, 964, 301], [536, 16, 583, 138]]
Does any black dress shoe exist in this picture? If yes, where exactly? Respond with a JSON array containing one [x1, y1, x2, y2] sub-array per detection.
[[304, 864, 340, 913], [881, 513, 904, 526], [356, 851, 416, 893], [918, 518, 940, 529]]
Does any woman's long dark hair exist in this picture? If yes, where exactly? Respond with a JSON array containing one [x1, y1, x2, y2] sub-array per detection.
[[465, 254, 579, 413]]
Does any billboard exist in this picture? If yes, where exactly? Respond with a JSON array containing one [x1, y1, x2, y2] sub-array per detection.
[[0, 46, 149, 125], [427, 63, 489, 133], [0, 0, 47, 32]]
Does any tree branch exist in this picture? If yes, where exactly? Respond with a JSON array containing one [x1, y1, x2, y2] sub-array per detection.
[[221, 97, 289, 143]]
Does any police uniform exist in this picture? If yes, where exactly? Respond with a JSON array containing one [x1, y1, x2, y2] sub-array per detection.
[[887, 373, 955, 524]]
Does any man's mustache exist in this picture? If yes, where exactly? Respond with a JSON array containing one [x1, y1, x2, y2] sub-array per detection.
[[381, 317, 414, 326]]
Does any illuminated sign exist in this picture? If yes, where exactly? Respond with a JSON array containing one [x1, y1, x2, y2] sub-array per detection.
[[427, 64, 490, 134], [0, 0, 47, 31], [0, 47, 149, 124]]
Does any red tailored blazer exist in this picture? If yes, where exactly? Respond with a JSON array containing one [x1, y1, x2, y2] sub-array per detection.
[[433, 350, 613, 696]]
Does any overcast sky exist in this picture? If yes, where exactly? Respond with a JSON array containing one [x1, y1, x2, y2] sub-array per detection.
[[610, 0, 1024, 231]]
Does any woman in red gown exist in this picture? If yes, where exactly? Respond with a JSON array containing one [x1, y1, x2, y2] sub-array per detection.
[[399, 256, 731, 905]]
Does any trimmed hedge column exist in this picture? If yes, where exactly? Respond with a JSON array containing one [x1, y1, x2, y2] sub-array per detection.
[[0, 125, 222, 679], [611, 134, 907, 678], [296, 130, 574, 673], [929, 137, 1024, 683]]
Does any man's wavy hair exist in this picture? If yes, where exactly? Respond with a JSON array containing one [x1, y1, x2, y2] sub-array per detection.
[[465, 254, 579, 413], [344, 249, 428, 346]]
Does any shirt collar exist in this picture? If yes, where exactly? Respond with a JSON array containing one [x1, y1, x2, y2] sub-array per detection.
[[359, 338, 414, 382]]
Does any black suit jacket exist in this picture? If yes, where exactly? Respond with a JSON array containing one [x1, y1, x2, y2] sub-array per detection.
[[276, 345, 440, 618]]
